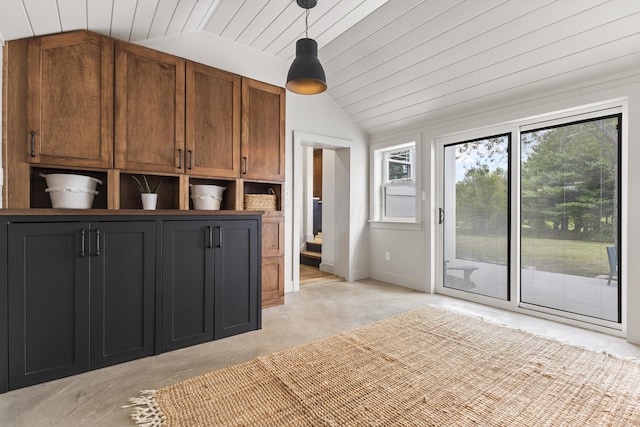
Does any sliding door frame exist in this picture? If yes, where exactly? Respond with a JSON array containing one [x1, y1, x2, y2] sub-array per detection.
[[435, 100, 627, 336]]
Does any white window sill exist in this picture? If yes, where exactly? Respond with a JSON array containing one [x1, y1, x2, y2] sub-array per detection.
[[368, 220, 422, 231]]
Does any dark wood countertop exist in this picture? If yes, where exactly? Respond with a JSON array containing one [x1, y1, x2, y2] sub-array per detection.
[[0, 209, 266, 216]]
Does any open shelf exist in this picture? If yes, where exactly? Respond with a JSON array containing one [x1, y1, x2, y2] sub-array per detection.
[[30, 167, 108, 209], [189, 178, 237, 211], [243, 182, 282, 211], [119, 173, 181, 210]]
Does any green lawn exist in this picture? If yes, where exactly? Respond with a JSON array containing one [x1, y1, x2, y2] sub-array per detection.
[[455, 234, 613, 278]]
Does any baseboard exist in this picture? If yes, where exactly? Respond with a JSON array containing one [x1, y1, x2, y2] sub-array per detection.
[[319, 262, 334, 274], [368, 269, 428, 292]]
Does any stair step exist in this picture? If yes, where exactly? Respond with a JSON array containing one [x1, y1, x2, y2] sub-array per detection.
[[306, 242, 322, 253], [300, 250, 321, 268], [300, 250, 321, 259]]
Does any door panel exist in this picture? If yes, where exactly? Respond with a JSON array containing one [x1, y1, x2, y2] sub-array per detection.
[[214, 220, 260, 339], [161, 221, 214, 351], [520, 115, 620, 322], [7, 222, 90, 389], [443, 135, 510, 300], [90, 221, 156, 368]]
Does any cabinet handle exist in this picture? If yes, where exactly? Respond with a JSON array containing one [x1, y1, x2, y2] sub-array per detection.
[[177, 148, 183, 169], [188, 150, 193, 170], [242, 156, 247, 175], [208, 226, 213, 248], [80, 230, 86, 257], [29, 131, 36, 157], [95, 229, 101, 256], [216, 226, 223, 248]]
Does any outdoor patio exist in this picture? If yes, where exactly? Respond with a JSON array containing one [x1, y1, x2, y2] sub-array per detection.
[[445, 260, 618, 322]]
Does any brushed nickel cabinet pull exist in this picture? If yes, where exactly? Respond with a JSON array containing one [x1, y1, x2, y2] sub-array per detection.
[[80, 230, 86, 257], [95, 229, 101, 256]]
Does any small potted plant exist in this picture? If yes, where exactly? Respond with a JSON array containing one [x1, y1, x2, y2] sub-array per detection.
[[132, 175, 161, 210]]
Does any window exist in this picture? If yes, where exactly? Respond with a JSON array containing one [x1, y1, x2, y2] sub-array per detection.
[[371, 140, 419, 223]]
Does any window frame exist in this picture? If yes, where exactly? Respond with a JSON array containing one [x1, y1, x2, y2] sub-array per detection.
[[370, 136, 421, 226]]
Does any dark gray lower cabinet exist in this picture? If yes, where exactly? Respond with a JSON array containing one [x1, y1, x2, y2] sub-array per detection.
[[214, 220, 260, 339], [89, 222, 156, 369], [6, 220, 156, 390], [0, 214, 261, 393], [162, 219, 260, 351], [7, 222, 91, 390], [162, 221, 215, 351]]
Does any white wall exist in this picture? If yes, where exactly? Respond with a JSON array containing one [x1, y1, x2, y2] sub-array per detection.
[[142, 32, 369, 290], [369, 69, 640, 343]]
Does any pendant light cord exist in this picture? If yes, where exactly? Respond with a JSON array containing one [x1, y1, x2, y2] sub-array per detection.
[[305, 8, 309, 38]]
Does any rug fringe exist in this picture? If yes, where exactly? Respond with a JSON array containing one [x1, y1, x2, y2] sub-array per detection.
[[122, 389, 166, 427]]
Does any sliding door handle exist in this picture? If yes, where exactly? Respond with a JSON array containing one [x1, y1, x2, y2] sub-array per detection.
[[439, 208, 445, 224]]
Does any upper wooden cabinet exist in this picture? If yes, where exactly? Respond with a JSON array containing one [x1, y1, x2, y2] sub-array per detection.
[[241, 79, 286, 182], [185, 62, 241, 178], [27, 31, 113, 168], [114, 41, 185, 173]]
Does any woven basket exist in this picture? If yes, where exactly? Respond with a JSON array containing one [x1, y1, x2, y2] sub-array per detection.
[[244, 188, 277, 211]]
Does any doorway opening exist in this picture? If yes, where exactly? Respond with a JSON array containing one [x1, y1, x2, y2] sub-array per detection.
[[292, 132, 351, 292]]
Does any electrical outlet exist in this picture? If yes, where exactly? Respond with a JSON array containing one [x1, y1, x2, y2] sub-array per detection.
[[384, 252, 391, 262]]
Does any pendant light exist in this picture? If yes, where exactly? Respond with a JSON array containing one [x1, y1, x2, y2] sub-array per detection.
[[286, 0, 327, 95]]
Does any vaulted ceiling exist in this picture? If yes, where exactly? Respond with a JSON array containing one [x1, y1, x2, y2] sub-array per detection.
[[1, 0, 639, 136]]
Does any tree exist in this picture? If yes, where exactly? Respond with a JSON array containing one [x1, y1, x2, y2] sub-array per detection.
[[521, 117, 618, 242], [456, 165, 508, 236]]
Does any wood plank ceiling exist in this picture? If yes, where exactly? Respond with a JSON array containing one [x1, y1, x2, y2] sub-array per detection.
[[1, 0, 639, 137]]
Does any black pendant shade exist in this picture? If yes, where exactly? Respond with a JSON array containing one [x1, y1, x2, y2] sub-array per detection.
[[286, 0, 326, 95], [286, 38, 327, 95]]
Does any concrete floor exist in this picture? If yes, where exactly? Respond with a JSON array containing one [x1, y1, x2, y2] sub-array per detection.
[[1, 278, 639, 427]]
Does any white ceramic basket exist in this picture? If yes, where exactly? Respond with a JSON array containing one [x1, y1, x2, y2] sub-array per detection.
[[190, 184, 225, 210], [191, 194, 222, 210], [41, 173, 102, 209]]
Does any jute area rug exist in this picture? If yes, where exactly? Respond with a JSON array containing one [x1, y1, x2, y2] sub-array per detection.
[[127, 306, 640, 426]]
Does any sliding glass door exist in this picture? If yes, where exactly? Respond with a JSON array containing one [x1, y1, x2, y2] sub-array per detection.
[[520, 115, 621, 322], [440, 111, 621, 327], [442, 135, 510, 300]]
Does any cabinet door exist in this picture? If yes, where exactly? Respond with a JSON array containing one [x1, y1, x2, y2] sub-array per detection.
[[90, 221, 156, 369], [262, 256, 285, 308], [27, 31, 113, 168], [7, 222, 90, 390], [262, 213, 284, 258], [115, 42, 185, 173], [186, 62, 241, 177], [161, 221, 214, 351], [214, 219, 261, 339], [241, 79, 286, 181]]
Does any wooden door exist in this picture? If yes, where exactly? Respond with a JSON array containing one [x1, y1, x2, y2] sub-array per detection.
[[90, 221, 156, 369], [186, 62, 241, 177], [213, 219, 260, 339], [241, 79, 285, 181], [7, 222, 91, 390], [115, 42, 185, 173], [27, 31, 113, 168], [161, 221, 214, 351]]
